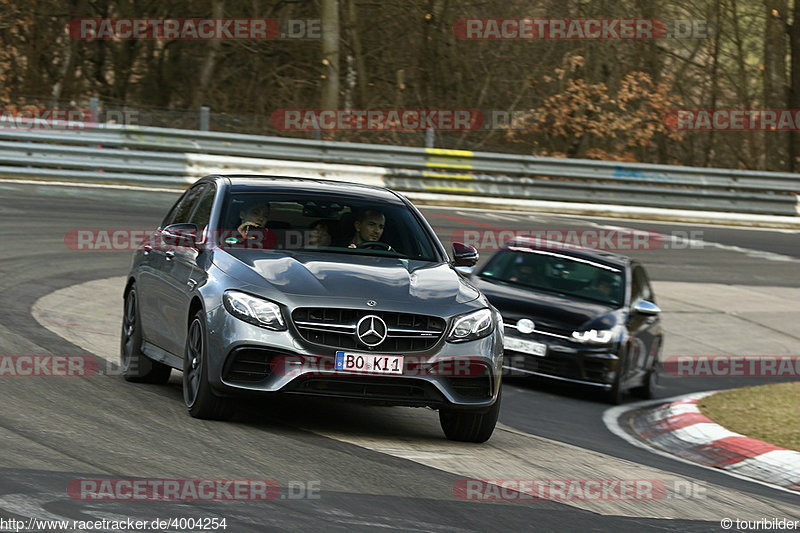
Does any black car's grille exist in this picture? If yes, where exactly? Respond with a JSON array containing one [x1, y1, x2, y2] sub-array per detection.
[[291, 308, 446, 352], [222, 347, 283, 383], [505, 350, 578, 378], [285, 376, 445, 405]]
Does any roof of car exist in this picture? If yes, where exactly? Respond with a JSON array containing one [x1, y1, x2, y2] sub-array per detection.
[[204, 174, 402, 201], [502, 237, 632, 269]]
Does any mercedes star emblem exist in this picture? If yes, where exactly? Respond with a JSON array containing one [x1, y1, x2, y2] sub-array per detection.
[[356, 315, 388, 347]]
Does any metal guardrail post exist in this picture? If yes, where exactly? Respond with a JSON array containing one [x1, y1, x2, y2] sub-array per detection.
[[200, 106, 210, 131], [90, 97, 99, 121]]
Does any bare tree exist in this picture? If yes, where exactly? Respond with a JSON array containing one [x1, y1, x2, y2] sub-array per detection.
[[763, 0, 789, 170], [321, 0, 340, 110]]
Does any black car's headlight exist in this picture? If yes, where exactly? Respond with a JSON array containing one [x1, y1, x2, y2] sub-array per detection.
[[447, 308, 494, 343], [223, 290, 286, 330], [571, 325, 621, 345]]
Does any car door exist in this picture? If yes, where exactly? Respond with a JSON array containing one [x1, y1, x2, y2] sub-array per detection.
[[137, 191, 189, 348], [159, 184, 217, 356], [140, 184, 208, 353], [626, 264, 659, 381]]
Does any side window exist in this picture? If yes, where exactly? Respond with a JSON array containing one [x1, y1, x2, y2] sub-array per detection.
[[188, 186, 216, 232], [163, 185, 208, 227]]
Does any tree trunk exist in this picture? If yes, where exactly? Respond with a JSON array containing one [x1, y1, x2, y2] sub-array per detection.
[[321, 0, 340, 110], [763, 0, 789, 170], [345, 0, 367, 108], [789, 0, 800, 170], [191, 0, 224, 110]]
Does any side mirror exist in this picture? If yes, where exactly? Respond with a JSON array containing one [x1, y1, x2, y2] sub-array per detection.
[[452, 242, 479, 267], [162, 223, 198, 248], [633, 300, 661, 315]]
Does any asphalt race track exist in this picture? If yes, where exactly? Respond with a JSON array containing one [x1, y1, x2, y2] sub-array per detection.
[[1, 181, 798, 532]]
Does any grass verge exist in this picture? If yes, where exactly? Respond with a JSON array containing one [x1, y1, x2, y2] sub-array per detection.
[[697, 381, 800, 452]]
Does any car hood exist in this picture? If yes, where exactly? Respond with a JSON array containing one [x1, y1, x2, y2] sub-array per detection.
[[473, 276, 621, 332], [214, 250, 482, 307]]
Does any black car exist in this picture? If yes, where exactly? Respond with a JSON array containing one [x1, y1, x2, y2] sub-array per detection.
[[467, 238, 663, 403], [120, 175, 503, 442]]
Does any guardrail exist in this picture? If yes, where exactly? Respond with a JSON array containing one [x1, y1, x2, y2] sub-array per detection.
[[0, 122, 798, 216]]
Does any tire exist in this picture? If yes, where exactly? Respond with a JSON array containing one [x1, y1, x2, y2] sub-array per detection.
[[183, 311, 235, 420], [439, 388, 502, 443], [632, 340, 660, 400], [603, 347, 627, 405], [120, 285, 172, 384]]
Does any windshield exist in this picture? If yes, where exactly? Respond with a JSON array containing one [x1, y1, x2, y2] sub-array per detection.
[[217, 190, 440, 261], [478, 249, 624, 305]]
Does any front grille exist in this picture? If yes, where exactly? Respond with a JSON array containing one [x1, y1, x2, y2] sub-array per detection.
[[285, 376, 445, 405], [505, 350, 578, 378], [292, 308, 446, 352]]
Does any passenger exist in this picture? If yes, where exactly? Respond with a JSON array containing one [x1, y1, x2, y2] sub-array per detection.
[[307, 219, 333, 247], [585, 272, 616, 301], [347, 209, 386, 248], [595, 272, 615, 297]]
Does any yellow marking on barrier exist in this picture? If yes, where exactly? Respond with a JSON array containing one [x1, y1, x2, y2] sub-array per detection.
[[425, 161, 474, 170], [421, 171, 474, 180], [425, 148, 474, 157], [425, 148, 474, 169]]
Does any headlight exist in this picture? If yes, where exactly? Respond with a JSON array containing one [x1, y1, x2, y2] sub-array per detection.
[[571, 326, 620, 345], [223, 291, 286, 330], [447, 308, 493, 343]]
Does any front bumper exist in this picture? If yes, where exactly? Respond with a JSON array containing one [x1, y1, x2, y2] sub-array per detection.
[[502, 326, 620, 389], [203, 305, 503, 409]]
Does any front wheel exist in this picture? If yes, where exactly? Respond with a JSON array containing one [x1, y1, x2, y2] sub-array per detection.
[[632, 340, 660, 400], [120, 286, 171, 384], [603, 347, 628, 405], [182, 311, 234, 420], [439, 388, 502, 443]]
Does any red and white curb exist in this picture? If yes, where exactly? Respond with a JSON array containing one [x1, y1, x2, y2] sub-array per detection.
[[620, 391, 800, 492]]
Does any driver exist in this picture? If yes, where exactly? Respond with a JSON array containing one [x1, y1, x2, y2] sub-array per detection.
[[226, 201, 275, 249], [348, 209, 385, 248], [238, 202, 270, 239]]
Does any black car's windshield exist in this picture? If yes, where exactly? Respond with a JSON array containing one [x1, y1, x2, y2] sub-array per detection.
[[217, 190, 439, 261], [478, 249, 624, 305]]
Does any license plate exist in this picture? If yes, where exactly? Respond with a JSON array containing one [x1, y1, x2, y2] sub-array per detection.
[[335, 351, 404, 374], [504, 337, 547, 357]]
